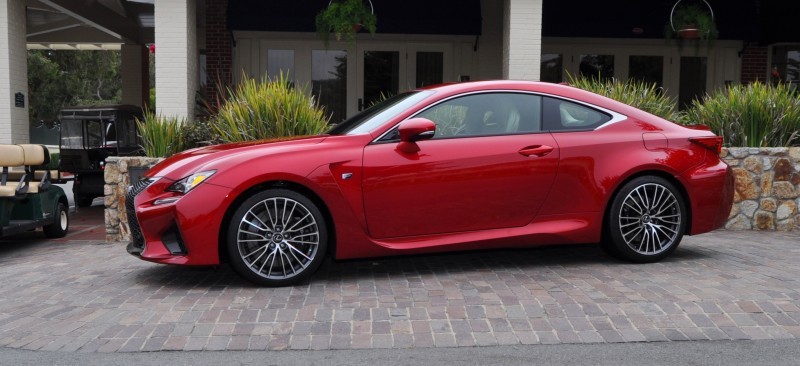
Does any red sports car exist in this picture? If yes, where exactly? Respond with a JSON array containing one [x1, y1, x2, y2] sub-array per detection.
[[126, 81, 733, 286]]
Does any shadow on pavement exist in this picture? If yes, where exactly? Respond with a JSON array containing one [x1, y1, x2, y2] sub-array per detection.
[[127, 242, 714, 290]]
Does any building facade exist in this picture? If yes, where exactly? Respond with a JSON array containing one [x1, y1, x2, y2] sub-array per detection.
[[2, 0, 799, 143]]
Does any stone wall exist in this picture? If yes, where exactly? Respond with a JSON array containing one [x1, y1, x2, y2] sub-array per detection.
[[722, 147, 800, 231], [104, 156, 163, 242]]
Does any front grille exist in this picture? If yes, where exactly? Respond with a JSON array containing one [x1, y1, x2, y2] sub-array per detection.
[[126, 178, 154, 254]]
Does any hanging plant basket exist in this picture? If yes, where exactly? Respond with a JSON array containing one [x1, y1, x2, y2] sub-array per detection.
[[677, 28, 701, 40], [667, 0, 718, 41], [315, 0, 377, 47]]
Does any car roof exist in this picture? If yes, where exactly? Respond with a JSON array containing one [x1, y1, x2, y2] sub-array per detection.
[[416, 80, 679, 126], [417, 80, 611, 104]]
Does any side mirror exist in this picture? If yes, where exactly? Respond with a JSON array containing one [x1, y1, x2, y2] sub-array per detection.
[[398, 118, 436, 143]]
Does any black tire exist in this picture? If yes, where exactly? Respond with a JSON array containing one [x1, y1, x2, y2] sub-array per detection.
[[44, 202, 69, 238], [605, 176, 687, 263], [226, 189, 328, 286], [76, 196, 93, 207]]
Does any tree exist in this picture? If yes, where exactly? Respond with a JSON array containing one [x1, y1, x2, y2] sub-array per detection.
[[28, 50, 122, 128]]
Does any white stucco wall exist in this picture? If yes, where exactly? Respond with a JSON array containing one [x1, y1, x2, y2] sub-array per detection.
[[0, 0, 29, 144], [154, 0, 198, 121]]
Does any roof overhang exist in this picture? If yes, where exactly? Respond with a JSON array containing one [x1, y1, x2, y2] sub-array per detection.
[[26, 0, 153, 49]]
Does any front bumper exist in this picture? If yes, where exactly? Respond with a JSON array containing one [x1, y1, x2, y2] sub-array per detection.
[[126, 177, 234, 265]]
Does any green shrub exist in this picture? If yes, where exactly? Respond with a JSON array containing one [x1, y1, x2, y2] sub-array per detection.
[[182, 118, 221, 149], [566, 73, 682, 122], [684, 82, 800, 147], [149, 87, 156, 111], [48, 152, 59, 170], [136, 109, 185, 158], [211, 73, 329, 143]]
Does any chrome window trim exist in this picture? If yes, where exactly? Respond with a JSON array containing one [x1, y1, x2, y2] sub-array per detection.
[[371, 89, 628, 143]]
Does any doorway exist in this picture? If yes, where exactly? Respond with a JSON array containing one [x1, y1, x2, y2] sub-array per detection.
[[355, 43, 452, 113], [678, 56, 708, 110]]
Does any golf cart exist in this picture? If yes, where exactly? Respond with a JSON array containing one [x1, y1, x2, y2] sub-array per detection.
[[0, 144, 69, 239], [58, 105, 144, 207]]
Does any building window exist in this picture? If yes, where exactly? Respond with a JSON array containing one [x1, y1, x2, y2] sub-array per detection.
[[267, 49, 294, 80], [679, 57, 707, 110], [312, 50, 348, 124], [629, 55, 664, 88], [416, 52, 444, 87], [579, 54, 614, 81], [771, 45, 800, 89], [540, 54, 563, 83], [363, 51, 400, 108]]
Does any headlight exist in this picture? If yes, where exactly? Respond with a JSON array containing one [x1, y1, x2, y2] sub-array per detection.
[[165, 170, 216, 194]]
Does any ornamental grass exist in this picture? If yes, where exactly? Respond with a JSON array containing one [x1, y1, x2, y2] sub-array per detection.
[[683, 82, 800, 147], [566, 72, 682, 123], [136, 109, 184, 158], [211, 73, 329, 143]]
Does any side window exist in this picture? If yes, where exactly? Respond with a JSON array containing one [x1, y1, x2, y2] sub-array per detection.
[[86, 120, 103, 148], [415, 93, 542, 139], [104, 121, 117, 146], [543, 97, 611, 131]]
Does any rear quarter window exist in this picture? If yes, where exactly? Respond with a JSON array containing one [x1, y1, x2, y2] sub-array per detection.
[[543, 97, 611, 131]]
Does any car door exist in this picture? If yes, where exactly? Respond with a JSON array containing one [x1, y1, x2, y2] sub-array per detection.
[[362, 92, 560, 239]]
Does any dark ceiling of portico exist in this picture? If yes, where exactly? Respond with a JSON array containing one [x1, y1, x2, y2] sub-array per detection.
[[227, 0, 482, 36], [542, 0, 800, 44], [227, 0, 799, 45]]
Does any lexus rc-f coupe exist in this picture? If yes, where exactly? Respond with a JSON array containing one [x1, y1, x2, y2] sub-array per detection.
[[126, 81, 733, 286]]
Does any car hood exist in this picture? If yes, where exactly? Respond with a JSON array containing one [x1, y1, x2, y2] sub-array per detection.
[[145, 135, 329, 181]]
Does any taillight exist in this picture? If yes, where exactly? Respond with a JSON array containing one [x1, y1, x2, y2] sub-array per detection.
[[689, 136, 723, 155]]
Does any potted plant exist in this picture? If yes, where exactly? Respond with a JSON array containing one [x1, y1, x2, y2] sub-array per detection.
[[315, 0, 377, 47], [667, 2, 718, 41]]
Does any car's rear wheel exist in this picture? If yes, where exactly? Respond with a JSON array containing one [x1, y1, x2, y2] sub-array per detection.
[[43, 202, 69, 238], [226, 189, 327, 286], [606, 176, 687, 262]]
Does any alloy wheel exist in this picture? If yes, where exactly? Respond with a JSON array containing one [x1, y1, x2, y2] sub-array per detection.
[[617, 182, 682, 256], [236, 196, 320, 280]]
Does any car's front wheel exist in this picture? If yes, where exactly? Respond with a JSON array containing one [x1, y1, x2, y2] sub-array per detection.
[[606, 176, 687, 263], [226, 189, 328, 286]]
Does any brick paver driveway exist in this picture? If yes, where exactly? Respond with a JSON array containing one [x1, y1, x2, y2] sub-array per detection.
[[0, 219, 798, 352]]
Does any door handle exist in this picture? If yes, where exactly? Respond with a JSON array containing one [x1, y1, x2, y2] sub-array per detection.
[[518, 145, 554, 157]]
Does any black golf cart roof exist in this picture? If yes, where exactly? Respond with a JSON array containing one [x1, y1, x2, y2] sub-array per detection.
[[58, 105, 143, 121]]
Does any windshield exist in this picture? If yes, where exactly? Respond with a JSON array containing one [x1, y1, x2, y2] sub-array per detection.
[[59, 119, 118, 149], [328, 91, 433, 135], [60, 120, 83, 149]]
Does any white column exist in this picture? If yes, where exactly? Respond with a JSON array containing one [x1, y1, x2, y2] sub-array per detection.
[[154, 0, 197, 121], [121, 44, 147, 108], [0, 0, 28, 144], [502, 0, 543, 81]]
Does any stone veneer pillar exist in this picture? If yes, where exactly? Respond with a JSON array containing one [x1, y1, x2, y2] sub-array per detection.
[[104, 156, 164, 242], [723, 148, 800, 231]]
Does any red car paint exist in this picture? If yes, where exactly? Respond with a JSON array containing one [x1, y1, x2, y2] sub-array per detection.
[[129, 81, 733, 266]]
